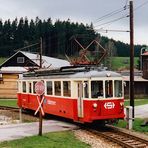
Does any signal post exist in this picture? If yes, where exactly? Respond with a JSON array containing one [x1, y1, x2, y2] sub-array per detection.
[[35, 81, 45, 136]]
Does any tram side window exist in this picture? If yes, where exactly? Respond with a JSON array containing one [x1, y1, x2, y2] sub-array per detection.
[[114, 80, 122, 97], [28, 82, 32, 93], [84, 81, 89, 98], [54, 81, 61, 96], [91, 81, 103, 98], [105, 80, 113, 98], [22, 81, 26, 93], [33, 81, 37, 94], [63, 81, 71, 97], [47, 81, 52, 95]]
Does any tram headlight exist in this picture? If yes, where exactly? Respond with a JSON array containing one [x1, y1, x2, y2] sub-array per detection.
[[93, 103, 98, 108], [120, 102, 124, 111], [120, 102, 124, 106]]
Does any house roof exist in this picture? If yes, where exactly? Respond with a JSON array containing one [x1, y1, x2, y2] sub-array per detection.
[[0, 51, 70, 69], [0, 66, 28, 74], [20, 51, 70, 68]]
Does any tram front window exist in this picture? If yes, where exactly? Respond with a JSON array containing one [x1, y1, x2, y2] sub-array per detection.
[[105, 80, 113, 98], [114, 80, 122, 97], [91, 81, 103, 98]]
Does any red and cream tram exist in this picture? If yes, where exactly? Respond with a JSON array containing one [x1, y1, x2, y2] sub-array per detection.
[[17, 66, 125, 123]]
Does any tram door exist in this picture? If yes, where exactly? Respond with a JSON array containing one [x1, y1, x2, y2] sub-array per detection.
[[77, 82, 84, 118]]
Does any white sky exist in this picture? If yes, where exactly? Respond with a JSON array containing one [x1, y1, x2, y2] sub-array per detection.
[[0, 0, 147, 45]]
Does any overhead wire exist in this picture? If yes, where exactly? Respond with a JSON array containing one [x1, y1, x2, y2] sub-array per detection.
[[93, 0, 148, 34], [92, 2, 129, 31], [94, 14, 129, 28], [134, 0, 148, 11], [93, 7, 127, 24], [125, 0, 129, 8], [94, 29, 129, 33]]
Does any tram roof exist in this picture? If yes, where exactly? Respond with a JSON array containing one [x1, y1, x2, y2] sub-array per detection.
[[22, 66, 122, 80]]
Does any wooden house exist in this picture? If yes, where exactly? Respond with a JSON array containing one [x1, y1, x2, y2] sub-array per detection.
[[120, 70, 148, 98], [141, 51, 148, 79], [0, 67, 27, 98], [0, 51, 70, 98]]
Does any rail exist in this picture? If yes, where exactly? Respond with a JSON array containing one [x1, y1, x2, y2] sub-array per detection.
[[0, 105, 19, 112], [82, 125, 148, 148]]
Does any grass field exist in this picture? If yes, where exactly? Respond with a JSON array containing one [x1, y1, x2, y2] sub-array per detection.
[[0, 131, 90, 148], [111, 57, 139, 70]]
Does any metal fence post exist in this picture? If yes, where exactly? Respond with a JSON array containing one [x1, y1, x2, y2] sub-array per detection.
[[126, 106, 133, 130]]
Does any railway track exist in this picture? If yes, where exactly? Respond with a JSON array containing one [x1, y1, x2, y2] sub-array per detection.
[[83, 125, 148, 148], [0, 105, 19, 112], [0, 105, 147, 147]]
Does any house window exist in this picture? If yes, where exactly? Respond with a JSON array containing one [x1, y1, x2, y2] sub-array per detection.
[[0, 74, 4, 84], [0, 74, 3, 81], [17, 57, 25, 63]]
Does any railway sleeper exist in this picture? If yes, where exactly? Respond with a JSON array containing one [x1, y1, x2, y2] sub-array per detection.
[[134, 144, 147, 148], [132, 142, 147, 146], [124, 139, 138, 143]]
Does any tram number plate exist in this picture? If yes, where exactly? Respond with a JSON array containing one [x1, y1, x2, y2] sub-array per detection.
[[104, 102, 115, 109]]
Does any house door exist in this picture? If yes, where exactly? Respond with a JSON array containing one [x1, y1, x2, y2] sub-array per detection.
[[77, 82, 84, 118]]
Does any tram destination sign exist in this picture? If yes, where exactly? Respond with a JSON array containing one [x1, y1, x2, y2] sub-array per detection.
[[35, 81, 45, 95]]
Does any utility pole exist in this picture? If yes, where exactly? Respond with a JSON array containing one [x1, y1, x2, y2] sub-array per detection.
[[40, 37, 43, 69], [39, 37, 43, 136], [129, 0, 134, 119]]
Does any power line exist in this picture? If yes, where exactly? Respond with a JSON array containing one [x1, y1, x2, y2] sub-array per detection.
[[94, 6, 127, 23], [125, 0, 129, 8], [93, 0, 148, 33], [94, 7, 127, 24], [94, 14, 129, 28], [94, 29, 130, 33], [134, 0, 148, 11]]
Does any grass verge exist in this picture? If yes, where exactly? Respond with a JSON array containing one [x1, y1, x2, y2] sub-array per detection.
[[0, 98, 147, 108], [0, 131, 90, 148], [124, 99, 148, 106], [114, 118, 148, 135], [0, 99, 17, 107]]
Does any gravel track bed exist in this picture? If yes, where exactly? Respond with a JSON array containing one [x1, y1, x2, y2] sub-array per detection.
[[0, 110, 38, 125], [74, 129, 122, 148]]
